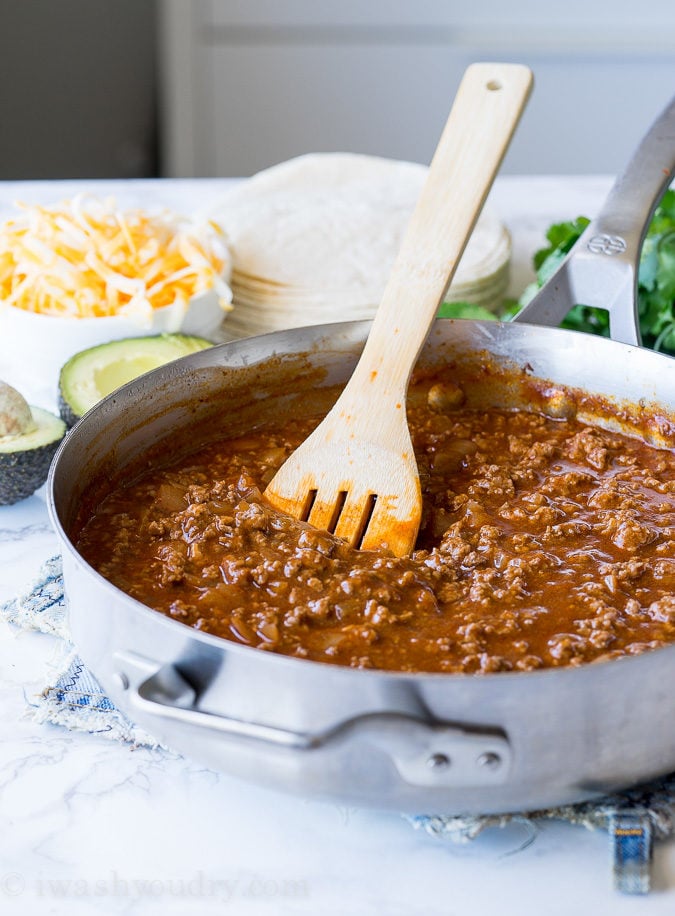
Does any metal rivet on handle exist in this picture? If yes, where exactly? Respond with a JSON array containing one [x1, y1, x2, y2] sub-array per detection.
[[427, 753, 451, 770], [477, 751, 501, 770]]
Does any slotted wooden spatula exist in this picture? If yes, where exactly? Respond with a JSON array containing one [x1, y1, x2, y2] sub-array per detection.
[[264, 63, 533, 556]]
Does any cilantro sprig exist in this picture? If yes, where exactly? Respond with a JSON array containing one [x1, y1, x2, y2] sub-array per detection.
[[507, 190, 675, 352]]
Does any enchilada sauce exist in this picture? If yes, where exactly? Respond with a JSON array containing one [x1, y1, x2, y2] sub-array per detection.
[[77, 377, 675, 673]]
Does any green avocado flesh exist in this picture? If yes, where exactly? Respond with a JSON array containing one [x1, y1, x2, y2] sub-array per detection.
[[0, 406, 66, 504], [58, 333, 213, 427]]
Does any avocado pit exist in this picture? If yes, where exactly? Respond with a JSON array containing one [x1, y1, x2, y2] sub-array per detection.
[[0, 381, 66, 505]]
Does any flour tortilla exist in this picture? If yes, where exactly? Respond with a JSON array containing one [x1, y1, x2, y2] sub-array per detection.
[[210, 153, 510, 337]]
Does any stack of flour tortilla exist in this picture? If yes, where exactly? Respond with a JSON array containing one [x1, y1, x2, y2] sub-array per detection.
[[212, 153, 511, 339]]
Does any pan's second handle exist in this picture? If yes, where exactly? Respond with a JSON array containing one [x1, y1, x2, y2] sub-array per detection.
[[112, 651, 512, 789], [515, 95, 675, 345]]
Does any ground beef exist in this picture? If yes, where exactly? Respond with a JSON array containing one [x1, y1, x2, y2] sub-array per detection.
[[76, 376, 675, 674]]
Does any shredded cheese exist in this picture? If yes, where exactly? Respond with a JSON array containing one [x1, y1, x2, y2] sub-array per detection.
[[0, 195, 232, 320]]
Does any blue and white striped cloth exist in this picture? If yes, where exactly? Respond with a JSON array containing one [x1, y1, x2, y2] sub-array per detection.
[[1, 555, 160, 747]]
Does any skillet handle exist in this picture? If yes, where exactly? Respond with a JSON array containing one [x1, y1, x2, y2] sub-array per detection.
[[514, 94, 675, 346], [113, 651, 511, 788]]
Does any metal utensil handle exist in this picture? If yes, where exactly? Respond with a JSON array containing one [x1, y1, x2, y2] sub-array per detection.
[[515, 94, 675, 345], [115, 652, 510, 788]]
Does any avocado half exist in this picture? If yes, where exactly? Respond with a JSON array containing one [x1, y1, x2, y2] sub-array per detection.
[[0, 382, 66, 505], [58, 333, 214, 427]]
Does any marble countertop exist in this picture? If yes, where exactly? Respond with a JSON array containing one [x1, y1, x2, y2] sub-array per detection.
[[2, 175, 675, 915]]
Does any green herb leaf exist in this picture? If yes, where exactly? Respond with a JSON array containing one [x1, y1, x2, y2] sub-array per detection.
[[437, 301, 498, 320], [505, 196, 675, 355], [532, 217, 590, 270]]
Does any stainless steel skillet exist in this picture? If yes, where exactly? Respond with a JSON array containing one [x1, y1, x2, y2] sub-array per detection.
[[48, 95, 675, 816]]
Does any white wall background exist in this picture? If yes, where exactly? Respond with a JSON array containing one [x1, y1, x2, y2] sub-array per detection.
[[0, 1, 672, 180], [159, 0, 675, 177]]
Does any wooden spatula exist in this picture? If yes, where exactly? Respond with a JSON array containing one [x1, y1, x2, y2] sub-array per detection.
[[264, 63, 533, 556]]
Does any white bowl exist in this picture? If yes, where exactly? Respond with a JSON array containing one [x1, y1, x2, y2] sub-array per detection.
[[0, 287, 228, 410]]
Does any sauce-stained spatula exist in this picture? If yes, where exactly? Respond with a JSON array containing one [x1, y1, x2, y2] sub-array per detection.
[[264, 63, 533, 556]]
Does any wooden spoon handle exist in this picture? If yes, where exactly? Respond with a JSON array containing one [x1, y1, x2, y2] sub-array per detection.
[[347, 62, 533, 402]]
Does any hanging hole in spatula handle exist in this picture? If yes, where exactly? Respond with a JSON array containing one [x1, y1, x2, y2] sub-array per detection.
[[515, 94, 675, 346]]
